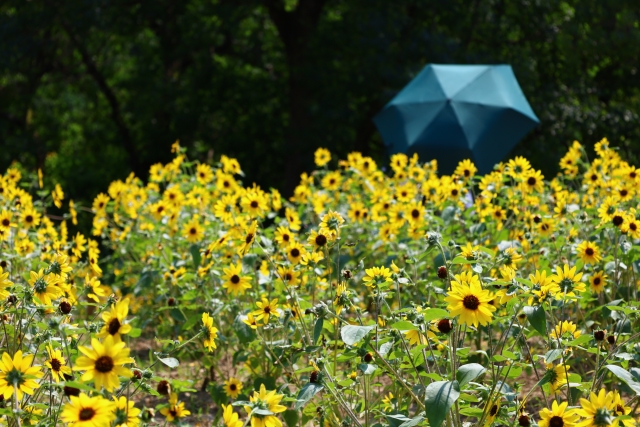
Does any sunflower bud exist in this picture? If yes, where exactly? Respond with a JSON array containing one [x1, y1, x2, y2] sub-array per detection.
[[437, 266, 448, 279], [607, 335, 616, 345], [518, 415, 531, 427], [157, 380, 170, 396], [59, 300, 72, 314], [437, 319, 453, 334], [594, 330, 605, 341]]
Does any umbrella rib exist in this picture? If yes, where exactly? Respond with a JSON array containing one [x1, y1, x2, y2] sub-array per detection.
[[448, 67, 493, 99]]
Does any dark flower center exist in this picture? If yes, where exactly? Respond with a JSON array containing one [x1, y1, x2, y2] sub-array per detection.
[[250, 201, 259, 208], [95, 356, 114, 373], [593, 277, 601, 285], [79, 408, 95, 421], [591, 174, 598, 181], [25, 215, 33, 223], [527, 177, 536, 185], [1, 219, 9, 227], [631, 223, 638, 231], [462, 295, 480, 310], [541, 224, 549, 231], [263, 307, 271, 314], [282, 234, 290, 242], [50, 358, 62, 371], [315, 235, 327, 246], [290, 248, 300, 258], [464, 169, 470, 177], [230, 275, 240, 284], [533, 216, 541, 223], [621, 189, 628, 197], [585, 248, 594, 256], [490, 404, 498, 416], [229, 384, 237, 391], [549, 416, 564, 427], [245, 233, 254, 244], [108, 318, 121, 335], [285, 273, 293, 281], [451, 189, 459, 196], [411, 209, 420, 218], [613, 215, 624, 226], [189, 227, 197, 235]]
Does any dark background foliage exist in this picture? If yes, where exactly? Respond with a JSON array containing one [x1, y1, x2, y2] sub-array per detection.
[[2, 0, 640, 203]]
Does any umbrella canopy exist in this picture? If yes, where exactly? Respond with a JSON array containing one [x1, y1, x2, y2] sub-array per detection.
[[373, 64, 539, 174]]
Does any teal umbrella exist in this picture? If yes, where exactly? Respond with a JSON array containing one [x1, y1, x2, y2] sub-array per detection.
[[373, 64, 539, 174]]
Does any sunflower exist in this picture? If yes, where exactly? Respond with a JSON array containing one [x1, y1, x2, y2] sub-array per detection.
[[484, 398, 501, 426], [576, 241, 602, 265], [286, 241, 307, 265], [241, 190, 269, 217], [362, 266, 393, 289], [160, 393, 191, 422], [98, 298, 132, 340], [308, 229, 333, 250], [321, 171, 342, 190], [551, 264, 586, 298], [522, 169, 545, 193], [202, 312, 219, 352], [506, 156, 532, 178], [244, 384, 287, 427], [0, 351, 43, 400], [61, 393, 115, 427], [314, 147, 331, 167], [223, 404, 243, 427], [45, 345, 72, 382], [195, 163, 214, 185], [319, 211, 345, 233], [0, 210, 15, 231], [113, 395, 141, 427], [73, 335, 134, 392], [444, 280, 496, 327], [92, 193, 110, 212], [285, 208, 301, 231], [454, 159, 477, 180], [538, 400, 580, 427], [545, 363, 570, 393], [222, 262, 252, 296], [29, 269, 63, 306], [589, 271, 607, 294], [242, 313, 260, 329], [550, 321, 581, 340], [610, 390, 631, 418], [274, 226, 293, 246], [224, 377, 243, 399], [20, 207, 41, 228], [277, 266, 300, 287], [238, 221, 258, 256], [252, 298, 280, 323], [576, 389, 617, 427], [213, 195, 238, 225], [183, 216, 204, 243], [0, 266, 13, 300], [347, 201, 368, 223]]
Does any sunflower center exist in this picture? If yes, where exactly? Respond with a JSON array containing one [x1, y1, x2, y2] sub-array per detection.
[[290, 248, 300, 258], [593, 277, 601, 285], [230, 275, 240, 284], [285, 273, 293, 281], [591, 174, 598, 181], [50, 358, 62, 371], [189, 227, 197, 235], [282, 234, 290, 242], [1, 219, 9, 227], [34, 278, 48, 294], [462, 295, 480, 310], [229, 383, 237, 391], [250, 201, 259, 209], [108, 318, 121, 335], [527, 177, 536, 185], [25, 215, 33, 223], [411, 209, 420, 218], [315, 234, 327, 246], [263, 307, 271, 314], [245, 233, 254, 244], [541, 224, 549, 231], [620, 189, 628, 197], [451, 189, 459, 196], [95, 356, 114, 373], [490, 404, 498, 416], [612, 215, 624, 226], [79, 408, 95, 421], [632, 223, 638, 231], [549, 416, 564, 427], [585, 248, 594, 256]]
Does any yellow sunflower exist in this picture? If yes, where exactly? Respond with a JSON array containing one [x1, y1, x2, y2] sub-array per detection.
[[538, 400, 579, 427], [222, 262, 252, 296], [113, 395, 141, 427], [252, 298, 280, 323], [576, 241, 602, 265], [160, 393, 191, 422], [444, 280, 496, 327], [223, 404, 243, 427], [29, 269, 63, 306], [576, 389, 617, 427], [61, 393, 115, 427], [183, 216, 204, 243], [238, 221, 258, 256], [362, 266, 393, 289], [73, 336, 134, 392], [45, 345, 72, 382], [589, 271, 607, 294], [98, 298, 132, 340], [223, 377, 243, 399], [0, 351, 43, 400], [202, 312, 219, 352], [244, 384, 287, 427], [551, 264, 586, 298]]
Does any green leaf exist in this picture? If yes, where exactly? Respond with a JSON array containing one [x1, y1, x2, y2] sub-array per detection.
[[340, 325, 375, 346], [157, 357, 179, 368], [391, 321, 418, 331], [283, 409, 299, 427], [604, 365, 640, 395], [313, 318, 324, 345], [456, 363, 486, 388], [295, 383, 324, 409], [398, 415, 425, 427], [567, 335, 593, 347], [190, 244, 201, 269], [128, 327, 142, 338], [523, 305, 546, 336], [424, 381, 460, 427], [358, 363, 377, 375], [544, 349, 563, 364], [421, 308, 449, 322], [63, 381, 98, 393]]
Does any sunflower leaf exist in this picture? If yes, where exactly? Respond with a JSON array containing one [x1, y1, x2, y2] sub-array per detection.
[[523, 306, 547, 336], [157, 357, 180, 368], [295, 383, 324, 409], [456, 363, 486, 388], [605, 365, 640, 395], [340, 325, 375, 346], [424, 380, 460, 427]]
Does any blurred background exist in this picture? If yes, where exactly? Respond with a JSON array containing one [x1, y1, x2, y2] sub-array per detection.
[[2, 0, 640, 203]]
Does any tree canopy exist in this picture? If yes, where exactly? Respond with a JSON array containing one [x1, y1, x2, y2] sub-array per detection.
[[2, 0, 640, 200]]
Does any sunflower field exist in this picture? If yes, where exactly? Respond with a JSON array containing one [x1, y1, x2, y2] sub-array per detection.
[[0, 138, 640, 427]]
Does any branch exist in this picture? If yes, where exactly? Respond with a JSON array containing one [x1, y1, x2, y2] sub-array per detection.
[[60, 21, 141, 174]]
